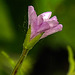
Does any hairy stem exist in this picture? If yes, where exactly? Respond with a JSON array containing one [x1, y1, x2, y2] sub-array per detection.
[[11, 48, 28, 75]]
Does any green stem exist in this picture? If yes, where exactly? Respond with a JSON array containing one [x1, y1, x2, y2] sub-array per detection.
[[11, 47, 28, 75]]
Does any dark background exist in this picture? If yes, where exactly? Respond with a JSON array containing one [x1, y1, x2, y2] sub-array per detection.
[[0, 0, 75, 75]]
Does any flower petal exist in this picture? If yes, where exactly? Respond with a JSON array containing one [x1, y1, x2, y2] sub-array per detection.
[[28, 6, 34, 25], [31, 22, 50, 40], [28, 6, 37, 28], [41, 12, 52, 21], [49, 16, 57, 21], [41, 24, 63, 39], [47, 20, 59, 28], [37, 22, 50, 33], [28, 6, 37, 38], [37, 15, 43, 26]]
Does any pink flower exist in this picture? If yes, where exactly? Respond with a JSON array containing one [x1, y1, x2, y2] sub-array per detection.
[[28, 6, 63, 40]]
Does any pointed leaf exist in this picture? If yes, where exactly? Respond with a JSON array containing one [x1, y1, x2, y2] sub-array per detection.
[[1, 51, 15, 68], [23, 26, 31, 48], [26, 33, 43, 50]]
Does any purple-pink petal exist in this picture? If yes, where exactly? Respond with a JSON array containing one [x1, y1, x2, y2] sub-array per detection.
[[28, 6, 34, 25], [47, 20, 59, 28], [41, 12, 52, 21], [37, 22, 50, 33], [28, 6, 37, 35], [37, 15, 43, 26], [49, 16, 57, 21], [41, 24, 63, 39], [28, 6, 37, 28]]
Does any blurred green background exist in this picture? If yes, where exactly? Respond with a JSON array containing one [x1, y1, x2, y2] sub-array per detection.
[[0, 0, 75, 75]]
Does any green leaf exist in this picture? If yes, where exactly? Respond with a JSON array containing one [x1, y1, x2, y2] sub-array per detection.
[[23, 26, 43, 50], [1, 51, 24, 75], [67, 72, 75, 75], [1, 51, 15, 69], [67, 46, 75, 74], [23, 27, 31, 48], [26, 33, 43, 50]]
